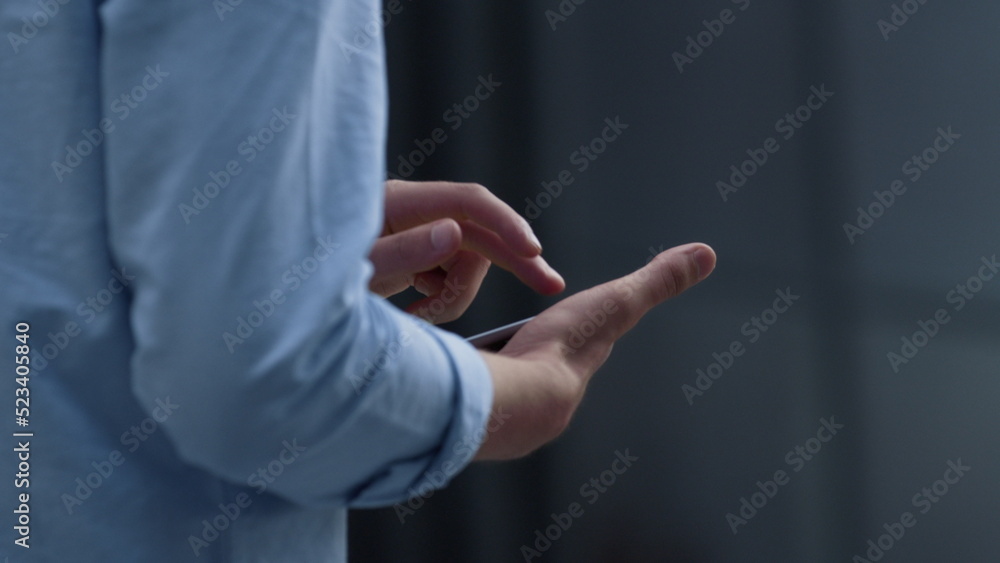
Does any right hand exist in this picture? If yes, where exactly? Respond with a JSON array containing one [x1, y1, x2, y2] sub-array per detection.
[[475, 242, 717, 460]]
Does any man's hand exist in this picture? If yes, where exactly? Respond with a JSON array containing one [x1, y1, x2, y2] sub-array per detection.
[[368, 180, 565, 323], [475, 243, 717, 460]]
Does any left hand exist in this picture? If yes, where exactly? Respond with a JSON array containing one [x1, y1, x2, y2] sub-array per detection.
[[368, 180, 565, 323]]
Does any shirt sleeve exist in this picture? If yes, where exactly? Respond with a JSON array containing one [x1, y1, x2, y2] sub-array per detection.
[[97, 0, 492, 507]]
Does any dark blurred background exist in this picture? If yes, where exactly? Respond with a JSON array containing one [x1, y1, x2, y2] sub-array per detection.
[[350, 1, 1000, 561]]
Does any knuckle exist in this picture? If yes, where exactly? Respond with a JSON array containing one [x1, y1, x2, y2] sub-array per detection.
[[653, 258, 687, 302], [455, 182, 491, 201], [452, 183, 492, 217], [391, 236, 413, 265]]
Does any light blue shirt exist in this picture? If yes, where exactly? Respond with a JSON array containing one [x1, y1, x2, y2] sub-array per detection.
[[0, 0, 492, 560]]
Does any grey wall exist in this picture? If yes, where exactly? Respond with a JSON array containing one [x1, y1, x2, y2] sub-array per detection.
[[351, 2, 1000, 561]]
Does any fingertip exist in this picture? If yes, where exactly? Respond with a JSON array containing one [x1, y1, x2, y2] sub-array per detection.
[[530, 257, 566, 295], [547, 269, 566, 294], [688, 243, 717, 281], [539, 275, 566, 296]]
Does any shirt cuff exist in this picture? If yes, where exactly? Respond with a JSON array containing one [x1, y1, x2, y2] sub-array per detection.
[[410, 326, 494, 492], [347, 321, 494, 508]]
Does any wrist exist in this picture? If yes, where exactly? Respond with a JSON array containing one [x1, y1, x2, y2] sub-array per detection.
[[474, 351, 579, 460]]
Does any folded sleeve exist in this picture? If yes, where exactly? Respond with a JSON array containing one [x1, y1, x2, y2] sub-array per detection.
[[98, 0, 492, 507]]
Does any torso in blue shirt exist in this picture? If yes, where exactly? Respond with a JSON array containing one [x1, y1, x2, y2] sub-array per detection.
[[0, 1, 491, 560]]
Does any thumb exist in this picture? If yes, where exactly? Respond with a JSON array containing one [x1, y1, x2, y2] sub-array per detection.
[[584, 242, 717, 346], [503, 243, 716, 369], [368, 219, 462, 295]]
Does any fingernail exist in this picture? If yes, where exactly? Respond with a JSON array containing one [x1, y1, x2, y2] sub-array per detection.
[[527, 229, 543, 253], [551, 268, 565, 289], [538, 259, 565, 292], [414, 277, 431, 295], [431, 222, 453, 252], [692, 247, 716, 281]]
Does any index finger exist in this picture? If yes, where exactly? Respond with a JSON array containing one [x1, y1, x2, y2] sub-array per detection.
[[384, 180, 543, 258]]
